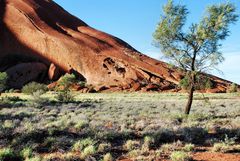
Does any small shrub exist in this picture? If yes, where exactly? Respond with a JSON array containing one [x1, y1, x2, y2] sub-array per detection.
[[212, 143, 230, 153], [28, 90, 48, 108], [124, 140, 140, 151], [205, 79, 214, 89], [3, 120, 15, 129], [227, 83, 238, 93], [20, 147, 33, 159], [22, 82, 48, 94], [58, 73, 77, 88], [72, 138, 95, 152], [98, 143, 111, 152], [142, 136, 155, 152], [55, 90, 75, 103], [74, 120, 89, 130], [0, 72, 8, 92], [170, 151, 191, 161], [63, 153, 79, 161], [160, 141, 183, 153], [183, 144, 195, 152], [179, 75, 190, 90], [223, 135, 236, 145], [0, 96, 23, 107], [0, 148, 17, 161], [81, 145, 96, 159], [127, 149, 141, 158], [212, 135, 237, 153], [179, 74, 213, 90], [103, 153, 113, 161]]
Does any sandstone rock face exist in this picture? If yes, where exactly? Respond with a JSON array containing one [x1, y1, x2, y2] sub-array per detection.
[[48, 63, 63, 81], [0, 0, 235, 92], [6, 62, 47, 88]]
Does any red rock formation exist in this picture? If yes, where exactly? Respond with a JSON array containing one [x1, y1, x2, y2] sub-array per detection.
[[0, 0, 236, 92], [48, 63, 63, 81], [6, 62, 47, 88]]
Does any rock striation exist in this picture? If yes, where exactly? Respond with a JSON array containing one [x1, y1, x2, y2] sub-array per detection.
[[0, 0, 236, 92]]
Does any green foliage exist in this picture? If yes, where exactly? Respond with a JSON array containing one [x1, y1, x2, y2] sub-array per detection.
[[0, 96, 23, 107], [212, 135, 239, 153], [179, 74, 213, 90], [81, 145, 96, 159], [98, 143, 111, 153], [103, 153, 113, 161], [154, 0, 238, 114], [183, 144, 195, 152], [0, 148, 17, 161], [58, 73, 77, 89], [55, 74, 78, 103], [124, 140, 140, 151], [55, 90, 75, 103], [74, 120, 89, 130], [170, 151, 191, 161], [72, 138, 96, 152], [20, 147, 33, 159], [227, 83, 238, 93], [179, 75, 190, 90], [28, 90, 48, 108], [22, 82, 48, 95], [212, 143, 230, 153], [153, 0, 238, 73], [0, 72, 8, 92]]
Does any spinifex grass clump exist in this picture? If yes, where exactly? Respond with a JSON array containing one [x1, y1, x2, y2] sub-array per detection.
[[22, 82, 48, 95]]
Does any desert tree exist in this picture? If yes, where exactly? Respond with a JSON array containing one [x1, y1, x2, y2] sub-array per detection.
[[153, 0, 238, 114]]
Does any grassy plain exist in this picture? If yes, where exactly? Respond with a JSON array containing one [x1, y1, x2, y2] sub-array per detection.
[[0, 92, 240, 160]]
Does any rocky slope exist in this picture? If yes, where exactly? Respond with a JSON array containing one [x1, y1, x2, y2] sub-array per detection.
[[0, 0, 235, 92]]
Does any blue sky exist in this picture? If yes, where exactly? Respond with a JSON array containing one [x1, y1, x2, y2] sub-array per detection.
[[54, 0, 240, 84]]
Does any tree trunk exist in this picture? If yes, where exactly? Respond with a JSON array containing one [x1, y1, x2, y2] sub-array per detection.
[[185, 73, 196, 115], [185, 84, 194, 114]]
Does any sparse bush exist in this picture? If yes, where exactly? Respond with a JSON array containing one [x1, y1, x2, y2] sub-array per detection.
[[3, 120, 15, 129], [0, 96, 23, 107], [74, 120, 89, 130], [0, 72, 8, 93], [212, 143, 230, 153], [142, 136, 155, 152], [103, 153, 113, 161], [179, 74, 213, 90], [98, 143, 111, 152], [160, 141, 183, 153], [124, 140, 140, 151], [212, 135, 237, 153], [183, 144, 195, 152], [227, 83, 238, 93], [28, 90, 48, 108], [205, 79, 214, 89], [72, 138, 96, 152], [170, 151, 191, 161], [58, 73, 77, 88], [22, 82, 48, 94], [20, 147, 33, 159], [55, 90, 75, 103], [127, 149, 141, 158], [179, 75, 190, 90], [0, 148, 18, 161], [81, 145, 96, 159]]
